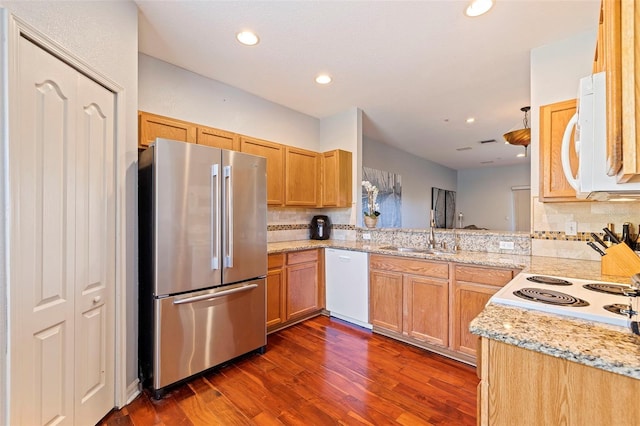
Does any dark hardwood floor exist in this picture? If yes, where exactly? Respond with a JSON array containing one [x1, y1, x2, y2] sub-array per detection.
[[100, 316, 479, 425]]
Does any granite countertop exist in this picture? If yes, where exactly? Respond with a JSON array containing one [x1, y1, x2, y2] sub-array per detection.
[[270, 239, 640, 379], [470, 304, 640, 379]]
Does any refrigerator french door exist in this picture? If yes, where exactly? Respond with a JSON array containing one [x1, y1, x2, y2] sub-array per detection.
[[139, 138, 267, 397]]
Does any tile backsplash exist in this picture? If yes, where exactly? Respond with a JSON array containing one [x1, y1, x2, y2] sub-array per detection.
[[531, 197, 640, 260], [267, 207, 355, 242]]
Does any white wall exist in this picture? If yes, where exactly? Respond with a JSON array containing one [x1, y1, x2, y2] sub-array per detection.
[[139, 54, 320, 150], [363, 136, 457, 228], [319, 107, 362, 221], [530, 30, 597, 196], [457, 164, 531, 231], [0, 0, 139, 407]]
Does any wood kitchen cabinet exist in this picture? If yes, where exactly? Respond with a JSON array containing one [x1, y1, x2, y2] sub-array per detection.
[[321, 149, 352, 208], [595, 0, 640, 182], [240, 136, 285, 206], [477, 338, 640, 425], [267, 249, 324, 333], [369, 268, 403, 333], [452, 265, 517, 358], [286, 249, 322, 319], [370, 255, 518, 364], [284, 146, 320, 206], [197, 125, 239, 151], [266, 253, 286, 330], [539, 99, 585, 202], [138, 111, 197, 148], [369, 255, 450, 348]]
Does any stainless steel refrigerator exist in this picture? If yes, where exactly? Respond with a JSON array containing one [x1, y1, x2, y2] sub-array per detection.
[[138, 138, 267, 398]]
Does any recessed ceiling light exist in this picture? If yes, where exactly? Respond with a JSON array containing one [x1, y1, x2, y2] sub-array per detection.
[[466, 117, 475, 123], [315, 74, 332, 85], [236, 31, 259, 46], [465, 0, 494, 17]]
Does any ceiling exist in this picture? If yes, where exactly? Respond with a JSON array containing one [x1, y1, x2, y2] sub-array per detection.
[[136, 0, 600, 170]]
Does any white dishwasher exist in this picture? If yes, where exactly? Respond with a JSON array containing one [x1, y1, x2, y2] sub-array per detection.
[[325, 248, 371, 329]]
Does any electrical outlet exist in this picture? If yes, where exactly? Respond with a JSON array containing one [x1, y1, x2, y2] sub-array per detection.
[[499, 241, 515, 250], [566, 221, 577, 236], [362, 233, 371, 240]]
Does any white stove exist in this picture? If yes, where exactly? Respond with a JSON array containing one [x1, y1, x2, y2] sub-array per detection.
[[490, 273, 634, 328]]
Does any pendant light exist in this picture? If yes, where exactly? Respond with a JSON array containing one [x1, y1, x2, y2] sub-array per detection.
[[503, 106, 531, 157]]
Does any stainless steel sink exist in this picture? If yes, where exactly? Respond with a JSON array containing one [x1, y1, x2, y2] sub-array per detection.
[[379, 245, 431, 254], [379, 245, 454, 255]]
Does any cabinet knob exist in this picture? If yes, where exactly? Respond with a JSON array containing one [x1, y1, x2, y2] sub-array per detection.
[[93, 296, 102, 304]]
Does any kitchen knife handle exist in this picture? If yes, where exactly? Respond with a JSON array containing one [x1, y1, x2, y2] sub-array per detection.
[[603, 227, 621, 244], [590, 232, 609, 249], [587, 241, 606, 256]]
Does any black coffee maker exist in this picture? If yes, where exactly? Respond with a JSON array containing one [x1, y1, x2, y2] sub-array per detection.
[[310, 215, 331, 240]]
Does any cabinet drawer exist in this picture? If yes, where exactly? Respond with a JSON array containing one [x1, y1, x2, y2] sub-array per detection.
[[268, 253, 284, 270], [370, 254, 448, 279], [454, 265, 514, 287], [287, 249, 318, 265]]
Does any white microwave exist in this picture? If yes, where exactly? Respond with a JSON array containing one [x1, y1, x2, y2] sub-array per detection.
[[561, 72, 640, 201]]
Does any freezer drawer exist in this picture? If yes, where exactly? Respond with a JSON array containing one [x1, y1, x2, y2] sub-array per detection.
[[153, 279, 266, 391]]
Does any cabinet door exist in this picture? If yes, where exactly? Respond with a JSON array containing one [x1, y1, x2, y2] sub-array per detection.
[[321, 149, 352, 208], [403, 275, 449, 346], [285, 146, 319, 206], [286, 261, 319, 320], [197, 126, 239, 151], [138, 111, 196, 148], [369, 269, 403, 333], [616, 0, 640, 181], [539, 99, 583, 202], [404, 274, 449, 347], [452, 281, 498, 358], [266, 268, 285, 329], [240, 136, 285, 206]]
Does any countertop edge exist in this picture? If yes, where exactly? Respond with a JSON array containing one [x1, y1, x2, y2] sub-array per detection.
[[470, 303, 640, 380]]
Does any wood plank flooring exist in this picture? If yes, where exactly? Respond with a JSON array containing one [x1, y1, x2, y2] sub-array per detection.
[[100, 316, 479, 425]]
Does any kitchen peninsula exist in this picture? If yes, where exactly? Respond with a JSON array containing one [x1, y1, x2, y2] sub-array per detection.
[[269, 232, 640, 424]]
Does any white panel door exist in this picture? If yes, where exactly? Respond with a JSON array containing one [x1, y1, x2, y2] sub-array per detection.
[[11, 36, 115, 426], [74, 72, 115, 423]]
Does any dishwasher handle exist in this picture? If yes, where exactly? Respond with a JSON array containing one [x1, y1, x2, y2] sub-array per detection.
[[173, 283, 258, 305]]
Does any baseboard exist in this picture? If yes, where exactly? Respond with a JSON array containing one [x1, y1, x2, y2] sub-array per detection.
[[125, 379, 141, 405]]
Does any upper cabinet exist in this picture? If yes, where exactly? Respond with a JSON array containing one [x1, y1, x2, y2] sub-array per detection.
[[138, 111, 353, 208], [539, 99, 585, 202], [240, 136, 285, 206], [285, 146, 320, 206], [197, 126, 240, 151], [138, 111, 196, 148], [597, 0, 640, 181], [321, 149, 352, 208]]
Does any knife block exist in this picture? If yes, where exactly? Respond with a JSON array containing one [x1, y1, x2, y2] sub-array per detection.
[[601, 243, 640, 277]]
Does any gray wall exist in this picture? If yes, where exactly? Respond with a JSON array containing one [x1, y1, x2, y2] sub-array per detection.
[[457, 164, 531, 231], [0, 0, 139, 408], [139, 53, 320, 151], [363, 136, 457, 229]]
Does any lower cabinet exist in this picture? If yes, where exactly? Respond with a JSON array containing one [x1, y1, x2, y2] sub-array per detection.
[[267, 249, 324, 333], [452, 264, 518, 359], [477, 338, 640, 425], [370, 254, 518, 364], [370, 255, 450, 349]]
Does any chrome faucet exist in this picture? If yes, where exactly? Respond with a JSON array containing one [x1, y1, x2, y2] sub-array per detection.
[[428, 209, 437, 249]]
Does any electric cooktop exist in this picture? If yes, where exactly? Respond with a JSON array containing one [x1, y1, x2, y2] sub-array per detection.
[[490, 273, 633, 327]]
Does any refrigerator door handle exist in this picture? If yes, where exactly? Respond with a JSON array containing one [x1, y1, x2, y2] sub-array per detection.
[[224, 165, 234, 268], [172, 283, 258, 305], [211, 164, 220, 270]]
